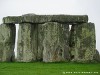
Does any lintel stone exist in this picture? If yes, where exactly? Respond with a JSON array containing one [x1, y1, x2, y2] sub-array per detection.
[[3, 15, 88, 24]]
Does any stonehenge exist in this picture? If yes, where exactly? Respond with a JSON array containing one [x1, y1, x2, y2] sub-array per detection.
[[0, 14, 99, 62]]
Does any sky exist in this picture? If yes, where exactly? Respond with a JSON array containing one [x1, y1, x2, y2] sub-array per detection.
[[0, 0, 100, 56]]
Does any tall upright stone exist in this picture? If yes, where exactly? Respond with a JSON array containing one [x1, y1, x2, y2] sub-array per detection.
[[0, 24, 15, 62], [69, 23, 96, 62], [43, 22, 70, 62], [17, 23, 38, 62], [37, 24, 45, 61]]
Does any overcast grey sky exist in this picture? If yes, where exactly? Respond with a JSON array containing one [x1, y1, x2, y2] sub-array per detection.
[[0, 0, 100, 56]]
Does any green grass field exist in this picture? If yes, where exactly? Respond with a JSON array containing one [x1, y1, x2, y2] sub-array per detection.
[[0, 62, 100, 75]]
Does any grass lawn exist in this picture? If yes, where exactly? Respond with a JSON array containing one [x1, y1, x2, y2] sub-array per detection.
[[0, 62, 100, 75]]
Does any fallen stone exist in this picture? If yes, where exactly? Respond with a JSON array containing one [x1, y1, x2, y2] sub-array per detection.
[[0, 24, 15, 62], [43, 22, 70, 62]]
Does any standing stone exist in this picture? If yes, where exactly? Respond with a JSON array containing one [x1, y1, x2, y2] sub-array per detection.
[[0, 24, 15, 62], [43, 22, 70, 62], [69, 23, 96, 62], [17, 23, 38, 62], [37, 24, 45, 61]]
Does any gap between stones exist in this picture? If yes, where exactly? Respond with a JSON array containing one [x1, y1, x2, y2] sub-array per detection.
[[14, 24, 19, 59]]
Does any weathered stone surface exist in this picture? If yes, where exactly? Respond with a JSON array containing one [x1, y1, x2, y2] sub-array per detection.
[[0, 24, 15, 62], [17, 23, 38, 62], [1, 14, 98, 63], [43, 22, 70, 62], [3, 16, 22, 24], [3, 15, 88, 24], [93, 49, 100, 62], [37, 24, 45, 61], [69, 23, 96, 62]]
